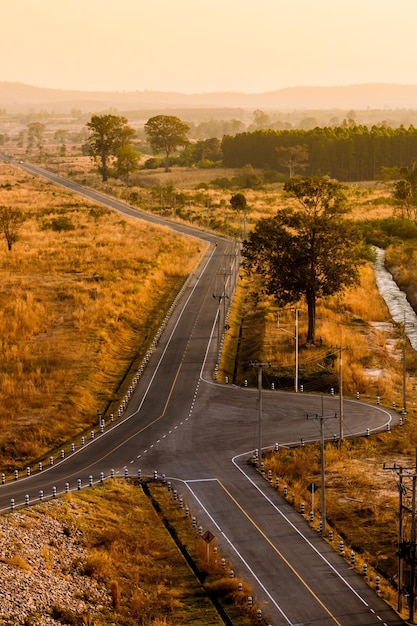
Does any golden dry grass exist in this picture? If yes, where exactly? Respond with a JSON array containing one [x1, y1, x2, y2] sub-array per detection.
[[0, 162, 207, 470], [261, 433, 413, 619], [219, 259, 410, 405]]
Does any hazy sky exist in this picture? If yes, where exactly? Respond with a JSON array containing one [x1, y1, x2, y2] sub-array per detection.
[[2, 0, 416, 93]]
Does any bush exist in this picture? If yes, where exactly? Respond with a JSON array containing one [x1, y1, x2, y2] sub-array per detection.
[[143, 157, 164, 169], [41, 216, 76, 231], [211, 176, 234, 189], [361, 217, 417, 247]]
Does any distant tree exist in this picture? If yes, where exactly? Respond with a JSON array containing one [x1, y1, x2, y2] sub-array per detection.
[[393, 179, 413, 219], [242, 176, 362, 343], [192, 138, 222, 164], [0, 206, 26, 251], [86, 114, 135, 182], [230, 192, 249, 238], [252, 109, 271, 129], [376, 165, 403, 183], [298, 117, 318, 130], [27, 122, 45, 154], [229, 192, 247, 212], [144, 115, 190, 171], [116, 144, 140, 186], [392, 161, 417, 219], [276, 145, 309, 178], [236, 164, 263, 189], [54, 129, 69, 144]]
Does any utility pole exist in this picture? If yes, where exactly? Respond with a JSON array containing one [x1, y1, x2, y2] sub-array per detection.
[[294, 308, 299, 393], [307, 412, 337, 532], [403, 314, 407, 415], [385, 451, 417, 619], [336, 344, 348, 442], [212, 258, 231, 357], [411, 472, 416, 623], [251, 361, 271, 466]]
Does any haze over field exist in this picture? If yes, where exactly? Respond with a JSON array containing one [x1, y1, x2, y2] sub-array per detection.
[[2, 0, 416, 95]]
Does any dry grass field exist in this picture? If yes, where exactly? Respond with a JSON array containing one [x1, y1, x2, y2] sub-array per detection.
[[0, 162, 207, 471]]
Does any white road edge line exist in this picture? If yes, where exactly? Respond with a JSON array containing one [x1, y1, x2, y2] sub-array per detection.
[[231, 451, 370, 607], [182, 478, 294, 625]]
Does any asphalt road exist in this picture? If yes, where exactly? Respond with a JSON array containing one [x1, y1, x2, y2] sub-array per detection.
[[0, 157, 405, 625]]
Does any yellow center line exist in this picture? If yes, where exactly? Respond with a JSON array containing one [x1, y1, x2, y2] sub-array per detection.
[[69, 361, 184, 474], [217, 479, 342, 626]]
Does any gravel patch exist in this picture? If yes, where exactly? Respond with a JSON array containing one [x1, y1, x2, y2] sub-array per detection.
[[0, 500, 110, 625]]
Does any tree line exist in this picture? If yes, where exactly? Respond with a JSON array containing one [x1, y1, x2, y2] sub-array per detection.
[[221, 125, 417, 181], [12, 115, 417, 185], [85, 115, 417, 184]]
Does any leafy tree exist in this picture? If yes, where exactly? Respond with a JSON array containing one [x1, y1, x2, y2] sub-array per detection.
[[230, 192, 249, 238], [86, 114, 135, 182], [144, 115, 190, 171], [251, 109, 271, 130], [27, 122, 45, 154], [275, 145, 309, 178], [236, 164, 263, 189], [191, 137, 222, 165], [229, 192, 247, 212], [54, 129, 69, 144], [393, 179, 413, 219], [242, 177, 362, 343], [116, 144, 140, 186], [0, 205, 26, 251]]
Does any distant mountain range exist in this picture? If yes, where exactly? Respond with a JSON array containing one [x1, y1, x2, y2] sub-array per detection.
[[1, 81, 417, 113]]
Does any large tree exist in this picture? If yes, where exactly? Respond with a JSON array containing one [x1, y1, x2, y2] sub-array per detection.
[[242, 176, 362, 343], [144, 115, 190, 171], [86, 114, 135, 182]]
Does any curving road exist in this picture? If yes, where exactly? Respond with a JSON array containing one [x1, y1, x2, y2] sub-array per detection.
[[0, 157, 405, 625]]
